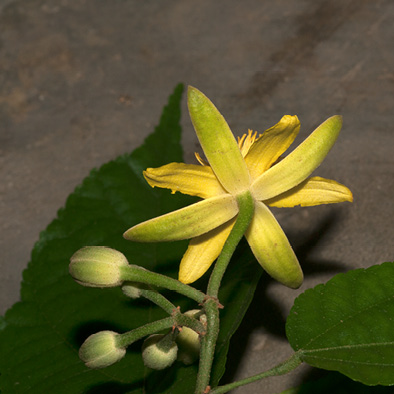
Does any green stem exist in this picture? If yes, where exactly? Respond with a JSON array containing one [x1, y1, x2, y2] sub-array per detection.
[[120, 265, 206, 304], [122, 282, 177, 314], [207, 191, 255, 298], [195, 191, 255, 394], [195, 298, 220, 393], [209, 353, 303, 394], [116, 317, 174, 348], [140, 287, 177, 315]]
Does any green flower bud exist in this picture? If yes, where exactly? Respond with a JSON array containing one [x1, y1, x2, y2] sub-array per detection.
[[142, 333, 178, 370], [69, 246, 129, 287], [79, 330, 126, 369], [176, 326, 200, 365], [176, 310, 204, 365], [122, 282, 147, 299]]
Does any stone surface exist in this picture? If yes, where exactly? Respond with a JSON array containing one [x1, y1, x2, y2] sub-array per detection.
[[0, 0, 393, 393]]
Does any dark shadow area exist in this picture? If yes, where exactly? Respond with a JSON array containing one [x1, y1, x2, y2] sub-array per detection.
[[85, 381, 144, 394], [286, 209, 349, 278], [144, 366, 188, 394], [219, 272, 283, 386], [293, 368, 394, 394], [84, 362, 196, 394], [71, 320, 128, 348]]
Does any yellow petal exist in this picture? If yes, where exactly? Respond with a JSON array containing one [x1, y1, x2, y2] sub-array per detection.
[[245, 115, 300, 179], [245, 201, 303, 288], [265, 176, 353, 207], [178, 218, 236, 284], [143, 163, 226, 199], [187, 86, 250, 195], [251, 115, 343, 200], [123, 194, 238, 242]]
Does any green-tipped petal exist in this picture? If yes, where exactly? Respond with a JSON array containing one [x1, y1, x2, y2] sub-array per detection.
[[187, 86, 250, 194], [123, 194, 238, 242], [245, 201, 303, 288], [144, 162, 226, 199], [178, 218, 235, 284], [265, 176, 353, 207], [251, 115, 343, 200], [245, 115, 300, 179]]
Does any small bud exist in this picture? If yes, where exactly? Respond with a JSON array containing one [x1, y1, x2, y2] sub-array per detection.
[[69, 246, 129, 287], [142, 334, 178, 370], [79, 330, 126, 369], [122, 282, 147, 299], [176, 310, 204, 365]]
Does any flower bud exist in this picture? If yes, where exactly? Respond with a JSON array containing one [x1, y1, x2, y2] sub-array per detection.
[[176, 310, 204, 365], [79, 330, 126, 369], [122, 282, 146, 299], [142, 333, 178, 370], [69, 246, 129, 287]]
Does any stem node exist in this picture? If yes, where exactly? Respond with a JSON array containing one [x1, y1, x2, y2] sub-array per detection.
[[201, 295, 224, 309]]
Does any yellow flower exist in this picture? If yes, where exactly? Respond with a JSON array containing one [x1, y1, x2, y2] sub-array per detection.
[[124, 87, 352, 288]]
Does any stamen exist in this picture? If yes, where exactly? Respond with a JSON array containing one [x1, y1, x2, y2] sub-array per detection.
[[238, 129, 258, 157], [194, 152, 209, 166]]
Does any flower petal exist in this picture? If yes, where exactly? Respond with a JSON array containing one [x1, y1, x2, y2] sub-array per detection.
[[123, 194, 238, 242], [245, 201, 303, 288], [245, 115, 300, 179], [187, 86, 250, 195], [251, 115, 343, 200], [143, 163, 227, 199], [178, 218, 236, 284], [265, 176, 353, 207]]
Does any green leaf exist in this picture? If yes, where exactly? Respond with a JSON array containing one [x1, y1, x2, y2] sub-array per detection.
[[286, 262, 394, 386], [0, 83, 260, 393]]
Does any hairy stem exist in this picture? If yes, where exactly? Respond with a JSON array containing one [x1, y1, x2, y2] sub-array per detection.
[[195, 298, 220, 393], [140, 286, 177, 315], [116, 317, 174, 348], [120, 265, 206, 303]]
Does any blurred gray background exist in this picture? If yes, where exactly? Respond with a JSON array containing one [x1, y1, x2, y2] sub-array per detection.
[[1, 0, 393, 393]]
